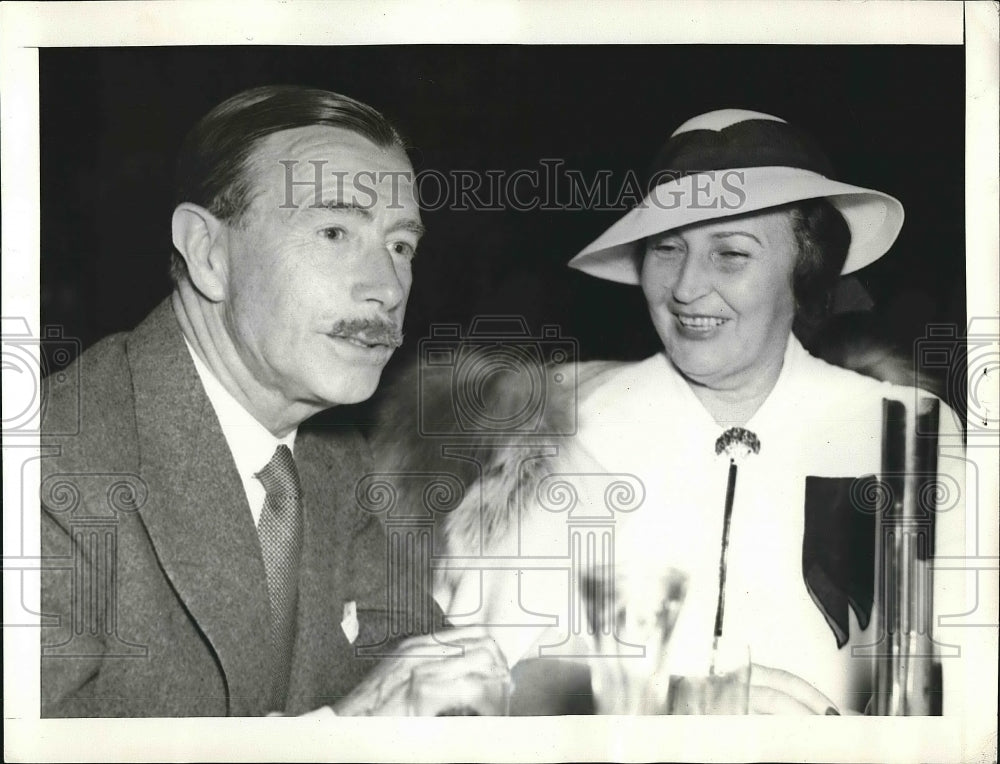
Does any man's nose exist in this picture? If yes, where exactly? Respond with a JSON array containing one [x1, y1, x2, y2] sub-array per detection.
[[671, 252, 710, 304], [351, 245, 406, 309]]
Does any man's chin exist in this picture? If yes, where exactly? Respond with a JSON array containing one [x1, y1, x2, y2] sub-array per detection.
[[312, 367, 386, 408]]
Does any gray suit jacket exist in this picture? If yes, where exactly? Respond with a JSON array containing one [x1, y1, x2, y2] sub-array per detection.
[[40, 299, 436, 716]]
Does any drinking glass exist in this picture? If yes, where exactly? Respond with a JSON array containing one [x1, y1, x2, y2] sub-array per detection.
[[581, 564, 688, 715], [664, 640, 752, 715]]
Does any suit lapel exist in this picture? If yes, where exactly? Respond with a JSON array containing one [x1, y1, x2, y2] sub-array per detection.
[[127, 300, 271, 715], [284, 428, 374, 713], [284, 425, 446, 714]]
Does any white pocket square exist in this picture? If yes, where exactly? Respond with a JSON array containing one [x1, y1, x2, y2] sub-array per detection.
[[340, 600, 359, 644]]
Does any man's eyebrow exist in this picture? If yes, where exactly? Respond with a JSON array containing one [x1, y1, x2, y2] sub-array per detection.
[[315, 200, 425, 238], [711, 231, 762, 245], [390, 219, 427, 238], [318, 200, 373, 219]]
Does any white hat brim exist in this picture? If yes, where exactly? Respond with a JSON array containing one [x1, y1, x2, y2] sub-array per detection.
[[567, 167, 904, 284]]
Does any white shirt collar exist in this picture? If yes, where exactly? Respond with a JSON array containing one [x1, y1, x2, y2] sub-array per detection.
[[183, 338, 297, 525]]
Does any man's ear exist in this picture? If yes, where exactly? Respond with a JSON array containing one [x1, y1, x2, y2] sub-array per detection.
[[171, 203, 230, 302]]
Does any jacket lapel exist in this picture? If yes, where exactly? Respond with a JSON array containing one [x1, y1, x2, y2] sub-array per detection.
[[284, 427, 379, 713], [127, 300, 271, 715]]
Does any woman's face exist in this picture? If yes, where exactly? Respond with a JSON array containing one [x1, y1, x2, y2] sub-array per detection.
[[640, 208, 799, 391]]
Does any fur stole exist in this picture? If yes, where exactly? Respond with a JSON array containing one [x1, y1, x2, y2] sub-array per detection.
[[371, 357, 625, 594]]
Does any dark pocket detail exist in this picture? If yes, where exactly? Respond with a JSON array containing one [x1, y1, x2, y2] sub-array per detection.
[[802, 476, 876, 648]]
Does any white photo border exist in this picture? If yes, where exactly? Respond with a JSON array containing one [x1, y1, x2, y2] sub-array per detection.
[[2, 2, 996, 762]]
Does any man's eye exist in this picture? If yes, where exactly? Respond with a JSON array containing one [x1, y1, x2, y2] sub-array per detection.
[[716, 250, 749, 259], [390, 241, 416, 259], [320, 227, 347, 241]]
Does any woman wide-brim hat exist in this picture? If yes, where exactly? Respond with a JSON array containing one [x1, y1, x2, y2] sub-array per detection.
[[567, 109, 904, 284]]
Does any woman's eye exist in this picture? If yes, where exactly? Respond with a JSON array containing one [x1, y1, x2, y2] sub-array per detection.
[[715, 250, 750, 264], [650, 242, 683, 257]]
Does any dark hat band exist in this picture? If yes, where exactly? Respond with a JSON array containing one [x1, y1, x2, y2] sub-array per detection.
[[645, 119, 835, 185]]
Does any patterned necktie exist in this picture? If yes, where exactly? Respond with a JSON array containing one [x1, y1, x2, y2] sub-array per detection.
[[254, 444, 303, 712]]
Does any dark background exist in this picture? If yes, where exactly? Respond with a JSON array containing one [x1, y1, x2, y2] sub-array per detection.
[[40, 45, 965, 422]]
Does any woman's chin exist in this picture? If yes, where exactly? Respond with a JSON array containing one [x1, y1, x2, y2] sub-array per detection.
[[669, 357, 732, 388], [663, 342, 731, 382]]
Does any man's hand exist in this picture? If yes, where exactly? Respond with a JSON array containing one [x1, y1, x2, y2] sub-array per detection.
[[332, 627, 510, 716]]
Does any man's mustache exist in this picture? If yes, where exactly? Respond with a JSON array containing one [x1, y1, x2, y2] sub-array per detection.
[[328, 317, 404, 348]]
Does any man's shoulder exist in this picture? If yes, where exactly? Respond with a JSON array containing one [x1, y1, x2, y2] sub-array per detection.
[[40, 300, 184, 472], [38, 326, 147, 534], [42, 329, 135, 445]]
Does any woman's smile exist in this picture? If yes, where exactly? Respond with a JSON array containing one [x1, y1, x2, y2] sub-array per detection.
[[673, 313, 731, 334]]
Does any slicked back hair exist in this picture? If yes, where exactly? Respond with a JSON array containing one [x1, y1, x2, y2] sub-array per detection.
[[171, 85, 407, 283]]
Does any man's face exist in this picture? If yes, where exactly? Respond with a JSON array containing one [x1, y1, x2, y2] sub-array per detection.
[[220, 125, 421, 409]]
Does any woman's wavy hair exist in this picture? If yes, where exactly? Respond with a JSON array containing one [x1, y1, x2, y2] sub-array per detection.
[[785, 198, 852, 342]]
